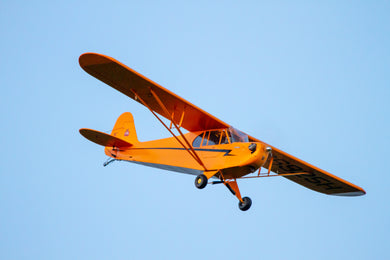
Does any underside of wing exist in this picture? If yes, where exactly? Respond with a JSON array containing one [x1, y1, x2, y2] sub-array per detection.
[[249, 136, 365, 196], [79, 53, 229, 132]]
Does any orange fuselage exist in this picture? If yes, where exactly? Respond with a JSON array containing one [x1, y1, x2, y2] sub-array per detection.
[[105, 131, 269, 179]]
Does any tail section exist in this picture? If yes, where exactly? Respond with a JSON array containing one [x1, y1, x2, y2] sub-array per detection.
[[111, 112, 139, 144], [79, 112, 138, 148]]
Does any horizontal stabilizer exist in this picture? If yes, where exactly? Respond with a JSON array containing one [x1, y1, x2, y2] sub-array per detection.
[[80, 128, 132, 148]]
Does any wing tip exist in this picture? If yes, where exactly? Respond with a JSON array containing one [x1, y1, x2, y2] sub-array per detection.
[[79, 127, 92, 138], [79, 52, 113, 68], [330, 190, 366, 197]]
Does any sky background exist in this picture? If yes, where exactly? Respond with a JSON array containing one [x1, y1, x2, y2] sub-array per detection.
[[1, 1, 389, 259]]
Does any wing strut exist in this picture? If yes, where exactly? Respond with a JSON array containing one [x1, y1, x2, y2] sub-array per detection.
[[130, 89, 208, 171]]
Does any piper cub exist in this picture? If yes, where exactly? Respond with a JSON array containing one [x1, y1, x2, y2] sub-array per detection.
[[79, 53, 365, 211]]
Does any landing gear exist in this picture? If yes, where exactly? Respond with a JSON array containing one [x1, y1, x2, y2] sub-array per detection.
[[195, 174, 208, 189], [238, 196, 252, 211], [224, 180, 252, 211], [195, 173, 253, 211]]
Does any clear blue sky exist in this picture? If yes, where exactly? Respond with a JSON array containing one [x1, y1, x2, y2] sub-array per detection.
[[1, 1, 389, 259]]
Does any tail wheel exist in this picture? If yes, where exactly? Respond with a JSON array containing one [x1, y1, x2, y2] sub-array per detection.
[[238, 197, 252, 211], [195, 174, 208, 189]]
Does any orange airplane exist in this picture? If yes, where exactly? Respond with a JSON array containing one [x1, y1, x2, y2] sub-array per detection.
[[79, 53, 365, 211]]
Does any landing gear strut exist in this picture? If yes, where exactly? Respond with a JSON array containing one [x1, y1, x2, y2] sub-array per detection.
[[225, 179, 252, 211]]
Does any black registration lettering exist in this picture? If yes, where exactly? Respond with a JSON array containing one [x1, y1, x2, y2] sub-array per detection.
[[274, 158, 343, 190]]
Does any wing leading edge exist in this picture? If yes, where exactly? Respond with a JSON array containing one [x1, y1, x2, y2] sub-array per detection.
[[79, 53, 229, 132]]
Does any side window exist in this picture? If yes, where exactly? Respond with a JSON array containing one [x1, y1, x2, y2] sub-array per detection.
[[195, 129, 230, 147], [220, 130, 229, 144], [202, 131, 209, 146], [192, 133, 204, 147], [207, 131, 220, 146]]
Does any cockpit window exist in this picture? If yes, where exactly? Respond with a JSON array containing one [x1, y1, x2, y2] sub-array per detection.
[[228, 127, 249, 143], [220, 130, 229, 144], [207, 131, 220, 145], [192, 132, 204, 147], [202, 131, 209, 146], [192, 128, 248, 147], [192, 129, 232, 147]]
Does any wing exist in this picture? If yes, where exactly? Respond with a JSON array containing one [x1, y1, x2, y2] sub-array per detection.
[[249, 135, 366, 196], [79, 53, 229, 132]]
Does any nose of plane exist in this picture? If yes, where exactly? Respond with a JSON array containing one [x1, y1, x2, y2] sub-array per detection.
[[242, 142, 268, 170]]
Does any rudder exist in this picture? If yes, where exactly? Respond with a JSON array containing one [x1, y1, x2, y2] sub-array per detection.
[[111, 112, 139, 144]]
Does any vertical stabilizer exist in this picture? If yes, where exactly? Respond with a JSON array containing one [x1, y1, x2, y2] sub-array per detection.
[[111, 112, 139, 144]]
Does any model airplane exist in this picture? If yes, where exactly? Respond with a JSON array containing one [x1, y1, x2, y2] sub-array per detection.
[[79, 53, 365, 211]]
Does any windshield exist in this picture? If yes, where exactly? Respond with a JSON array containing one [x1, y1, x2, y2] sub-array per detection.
[[192, 127, 248, 147], [228, 127, 249, 143]]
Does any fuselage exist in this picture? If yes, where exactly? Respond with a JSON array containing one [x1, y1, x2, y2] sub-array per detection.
[[105, 128, 269, 179]]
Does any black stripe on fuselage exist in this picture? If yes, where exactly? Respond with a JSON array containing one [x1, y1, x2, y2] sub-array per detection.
[[130, 147, 233, 156]]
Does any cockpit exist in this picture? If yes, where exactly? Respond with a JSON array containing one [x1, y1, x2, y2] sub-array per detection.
[[192, 127, 249, 147]]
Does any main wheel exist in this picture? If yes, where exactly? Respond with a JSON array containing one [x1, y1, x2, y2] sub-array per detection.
[[238, 197, 252, 211], [195, 174, 208, 189]]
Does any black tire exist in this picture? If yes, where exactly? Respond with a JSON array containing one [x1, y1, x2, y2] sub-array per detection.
[[238, 197, 252, 211], [195, 174, 208, 189]]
